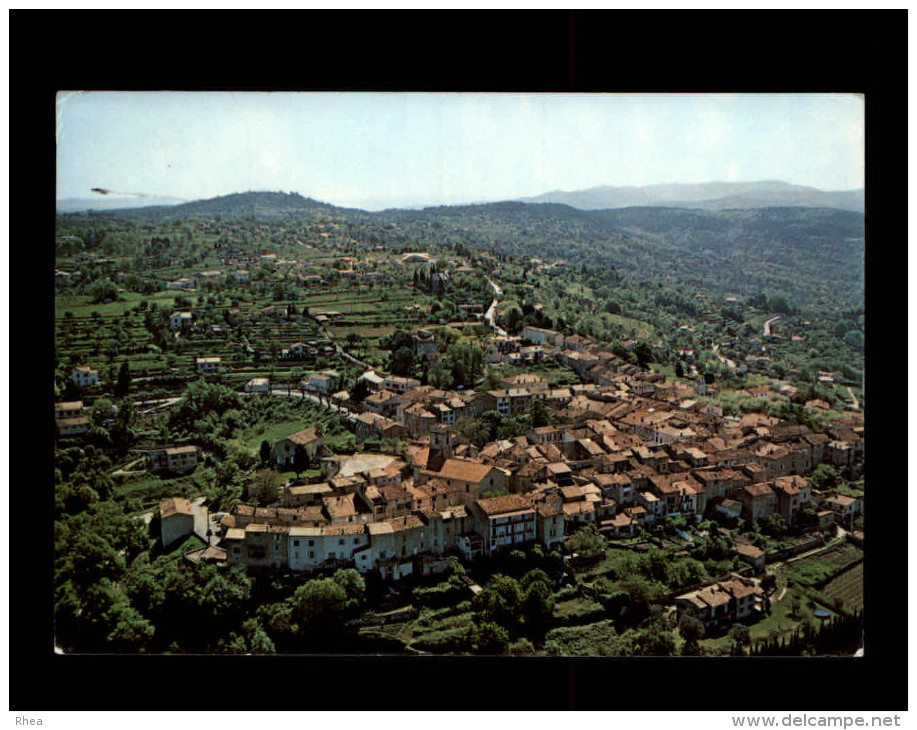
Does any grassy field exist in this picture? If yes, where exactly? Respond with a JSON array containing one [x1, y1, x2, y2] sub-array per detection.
[[784, 544, 863, 586], [239, 420, 317, 452], [113, 471, 202, 511], [55, 291, 200, 319], [552, 596, 605, 622], [604, 312, 656, 340], [399, 603, 475, 652]]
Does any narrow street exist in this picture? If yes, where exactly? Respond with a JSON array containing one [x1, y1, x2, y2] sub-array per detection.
[[483, 275, 507, 336]]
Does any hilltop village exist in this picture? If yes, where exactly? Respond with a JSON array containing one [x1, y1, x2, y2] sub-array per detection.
[[181, 331, 863, 575], [54, 200, 865, 654]]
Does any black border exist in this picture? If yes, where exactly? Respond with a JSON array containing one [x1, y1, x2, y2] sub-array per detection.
[[15, 9, 905, 713]]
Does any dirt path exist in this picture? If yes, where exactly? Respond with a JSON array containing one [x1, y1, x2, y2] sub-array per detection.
[[111, 457, 146, 476], [847, 386, 860, 410], [711, 343, 737, 370]]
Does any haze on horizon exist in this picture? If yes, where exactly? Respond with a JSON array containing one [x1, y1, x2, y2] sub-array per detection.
[[56, 91, 864, 211]]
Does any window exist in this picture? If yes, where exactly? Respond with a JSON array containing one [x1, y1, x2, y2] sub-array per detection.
[[339, 538, 345, 545], [308, 540, 314, 546], [293, 540, 300, 547], [309, 551, 315, 558]]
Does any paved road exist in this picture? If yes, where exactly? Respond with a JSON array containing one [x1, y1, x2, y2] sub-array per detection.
[[134, 397, 183, 416], [763, 315, 782, 336], [483, 276, 508, 336]]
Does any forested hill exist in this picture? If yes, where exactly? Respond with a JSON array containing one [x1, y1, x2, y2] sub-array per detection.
[[379, 202, 864, 311], [89, 191, 360, 221], [65, 190, 864, 312]]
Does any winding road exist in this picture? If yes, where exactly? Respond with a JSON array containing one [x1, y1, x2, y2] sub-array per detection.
[[483, 276, 507, 336], [763, 315, 781, 336]]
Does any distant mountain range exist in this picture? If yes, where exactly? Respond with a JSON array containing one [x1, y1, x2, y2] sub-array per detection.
[[516, 181, 864, 213], [56, 180, 865, 216], [54, 188, 864, 311]]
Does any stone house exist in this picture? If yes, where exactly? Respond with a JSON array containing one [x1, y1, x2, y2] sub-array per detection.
[[272, 427, 324, 468], [469, 493, 537, 556], [149, 445, 199, 475], [160, 497, 196, 547], [738, 483, 777, 524]]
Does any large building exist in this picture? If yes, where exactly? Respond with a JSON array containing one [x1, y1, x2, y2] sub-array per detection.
[[149, 446, 199, 475], [272, 428, 324, 468], [469, 493, 537, 556]]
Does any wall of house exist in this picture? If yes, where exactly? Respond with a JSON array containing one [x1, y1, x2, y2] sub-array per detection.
[[161, 513, 194, 547]]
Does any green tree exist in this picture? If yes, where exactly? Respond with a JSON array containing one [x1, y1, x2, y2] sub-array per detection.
[[293, 444, 311, 477], [333, 568, 366, 613], [114, 361, 131, 398], [529, 398, 554, 428], [447, 337, 485, 387], [242, 618, 276, 654], [472, 574, 522, 630], [677, 613, 706, 656], [454, 416, 492, 448], [521, 579, 555, 630], [468, 621, 510, 655], [566, 524, 606, 556], [293, 578, 348, 636], [389, 346, 415, 376], [728, 624, 751, 656], [350, 378, 371, 405], [246, 468, 282, 506], [810, 464, 841, 490]]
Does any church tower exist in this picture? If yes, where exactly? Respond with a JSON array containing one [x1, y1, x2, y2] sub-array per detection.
[[426, 423, 453, 473]]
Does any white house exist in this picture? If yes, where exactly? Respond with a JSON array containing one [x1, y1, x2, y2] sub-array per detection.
[[71, 366, 99, 387], [196, 357, 221, 373], [521, 326, 565, 348], [170, 311, 193, 329], [287, 525, 369, 572]]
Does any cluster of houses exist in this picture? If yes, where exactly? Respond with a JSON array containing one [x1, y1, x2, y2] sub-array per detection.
[[158, 325, 863, 582], [196, 424, 569, 580]]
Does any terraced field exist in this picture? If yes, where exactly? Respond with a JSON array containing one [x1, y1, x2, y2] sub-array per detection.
[[820, 561, 864, 613]]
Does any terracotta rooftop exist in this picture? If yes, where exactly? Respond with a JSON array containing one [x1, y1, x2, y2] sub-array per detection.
[[744, 483, 775, 498], [282, 428, 322, 445], [474, 493, 534, 516], [426, 458, 495, 484], [160, 497, 194, 518]]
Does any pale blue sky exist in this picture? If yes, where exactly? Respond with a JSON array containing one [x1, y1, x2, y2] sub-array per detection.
[[56, 91, 864, 210]]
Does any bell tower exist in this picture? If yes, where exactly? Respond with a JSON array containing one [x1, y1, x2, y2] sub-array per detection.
[[426, 423, 453, 473]]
